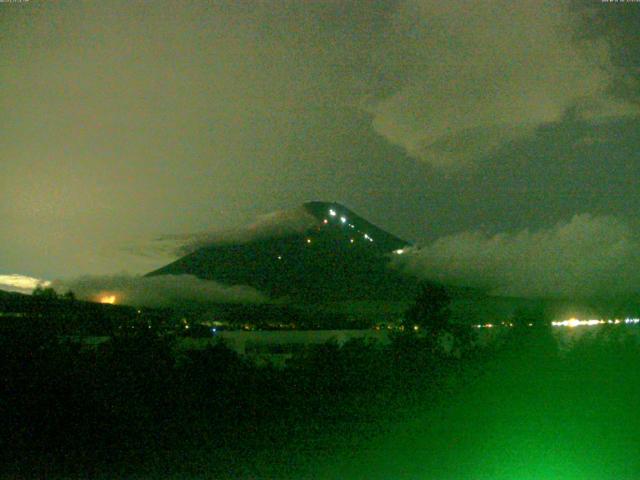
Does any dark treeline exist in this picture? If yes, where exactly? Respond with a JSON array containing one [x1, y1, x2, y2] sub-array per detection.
[[0, 317, 493, 478], [6, 282, 635, 478], [0, 288, 375, 333]]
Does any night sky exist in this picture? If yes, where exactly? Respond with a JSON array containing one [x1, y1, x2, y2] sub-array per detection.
[[2, 1, 639, 296]]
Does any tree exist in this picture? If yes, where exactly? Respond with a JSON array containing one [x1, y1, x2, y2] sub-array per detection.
[[405, 281, 452, 335], [62, 290, 76, 301], [32, 284, 59, 300]]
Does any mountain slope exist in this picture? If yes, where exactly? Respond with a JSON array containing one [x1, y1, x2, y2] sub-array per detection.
[[146, 202, 416, 301]]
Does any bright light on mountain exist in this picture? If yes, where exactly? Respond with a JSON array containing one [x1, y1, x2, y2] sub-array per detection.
[[99, 295, 117, 305]]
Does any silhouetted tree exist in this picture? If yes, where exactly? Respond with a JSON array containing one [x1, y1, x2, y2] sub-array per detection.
[[62, 290, 76, 301], [405, 281, 452, 335], [32, 284, 58, 299]]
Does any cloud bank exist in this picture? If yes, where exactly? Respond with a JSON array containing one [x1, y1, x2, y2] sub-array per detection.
[[0, 274, 51, 294], [392, 214, 640, 298], [51, 274, 268, 307]]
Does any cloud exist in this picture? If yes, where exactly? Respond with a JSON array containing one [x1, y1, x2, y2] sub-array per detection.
[[0, 274, 51, 294], [571, 0, 640, 106], [392, 214, 640, 298], [154, 206, 319, 256], [366, 0, 639, 170], [3, 0, 639, 279], [51, 274, 268, 307]]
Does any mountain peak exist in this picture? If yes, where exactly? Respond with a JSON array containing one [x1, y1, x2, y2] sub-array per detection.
[[302, 201, 410, 252], [146, 202, 413, 300]]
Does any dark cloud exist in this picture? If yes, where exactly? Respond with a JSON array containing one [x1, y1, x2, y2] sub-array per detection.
[[367, 0, 638, 170], [571, 0, 640, 105]]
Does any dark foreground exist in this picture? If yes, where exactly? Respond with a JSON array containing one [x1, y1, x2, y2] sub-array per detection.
[[3, 325, 640, 479]]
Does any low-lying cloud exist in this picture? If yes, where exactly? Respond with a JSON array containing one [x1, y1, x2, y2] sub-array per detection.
[[0, 274, 51, 294], [155, 206, 319, 256], [52, 274, 268, 307], [392, 214, 640, 298]]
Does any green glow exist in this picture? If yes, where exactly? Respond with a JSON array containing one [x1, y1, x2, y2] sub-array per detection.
[[304, 330, 640, 480]]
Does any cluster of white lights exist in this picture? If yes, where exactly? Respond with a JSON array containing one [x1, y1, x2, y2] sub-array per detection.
[[324, 208, 375, 244], [394, 249, 404, 255], [474, 322, 531, 329], [552, 318, 640, 328]]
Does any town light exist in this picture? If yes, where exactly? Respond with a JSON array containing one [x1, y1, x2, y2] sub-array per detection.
[[100, 295, 116, 305]]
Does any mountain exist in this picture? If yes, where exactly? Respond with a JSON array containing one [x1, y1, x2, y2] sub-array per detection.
[[303, 201, 408, 253], [146, 201, 417, 301], [147, 202, 640, 321]]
